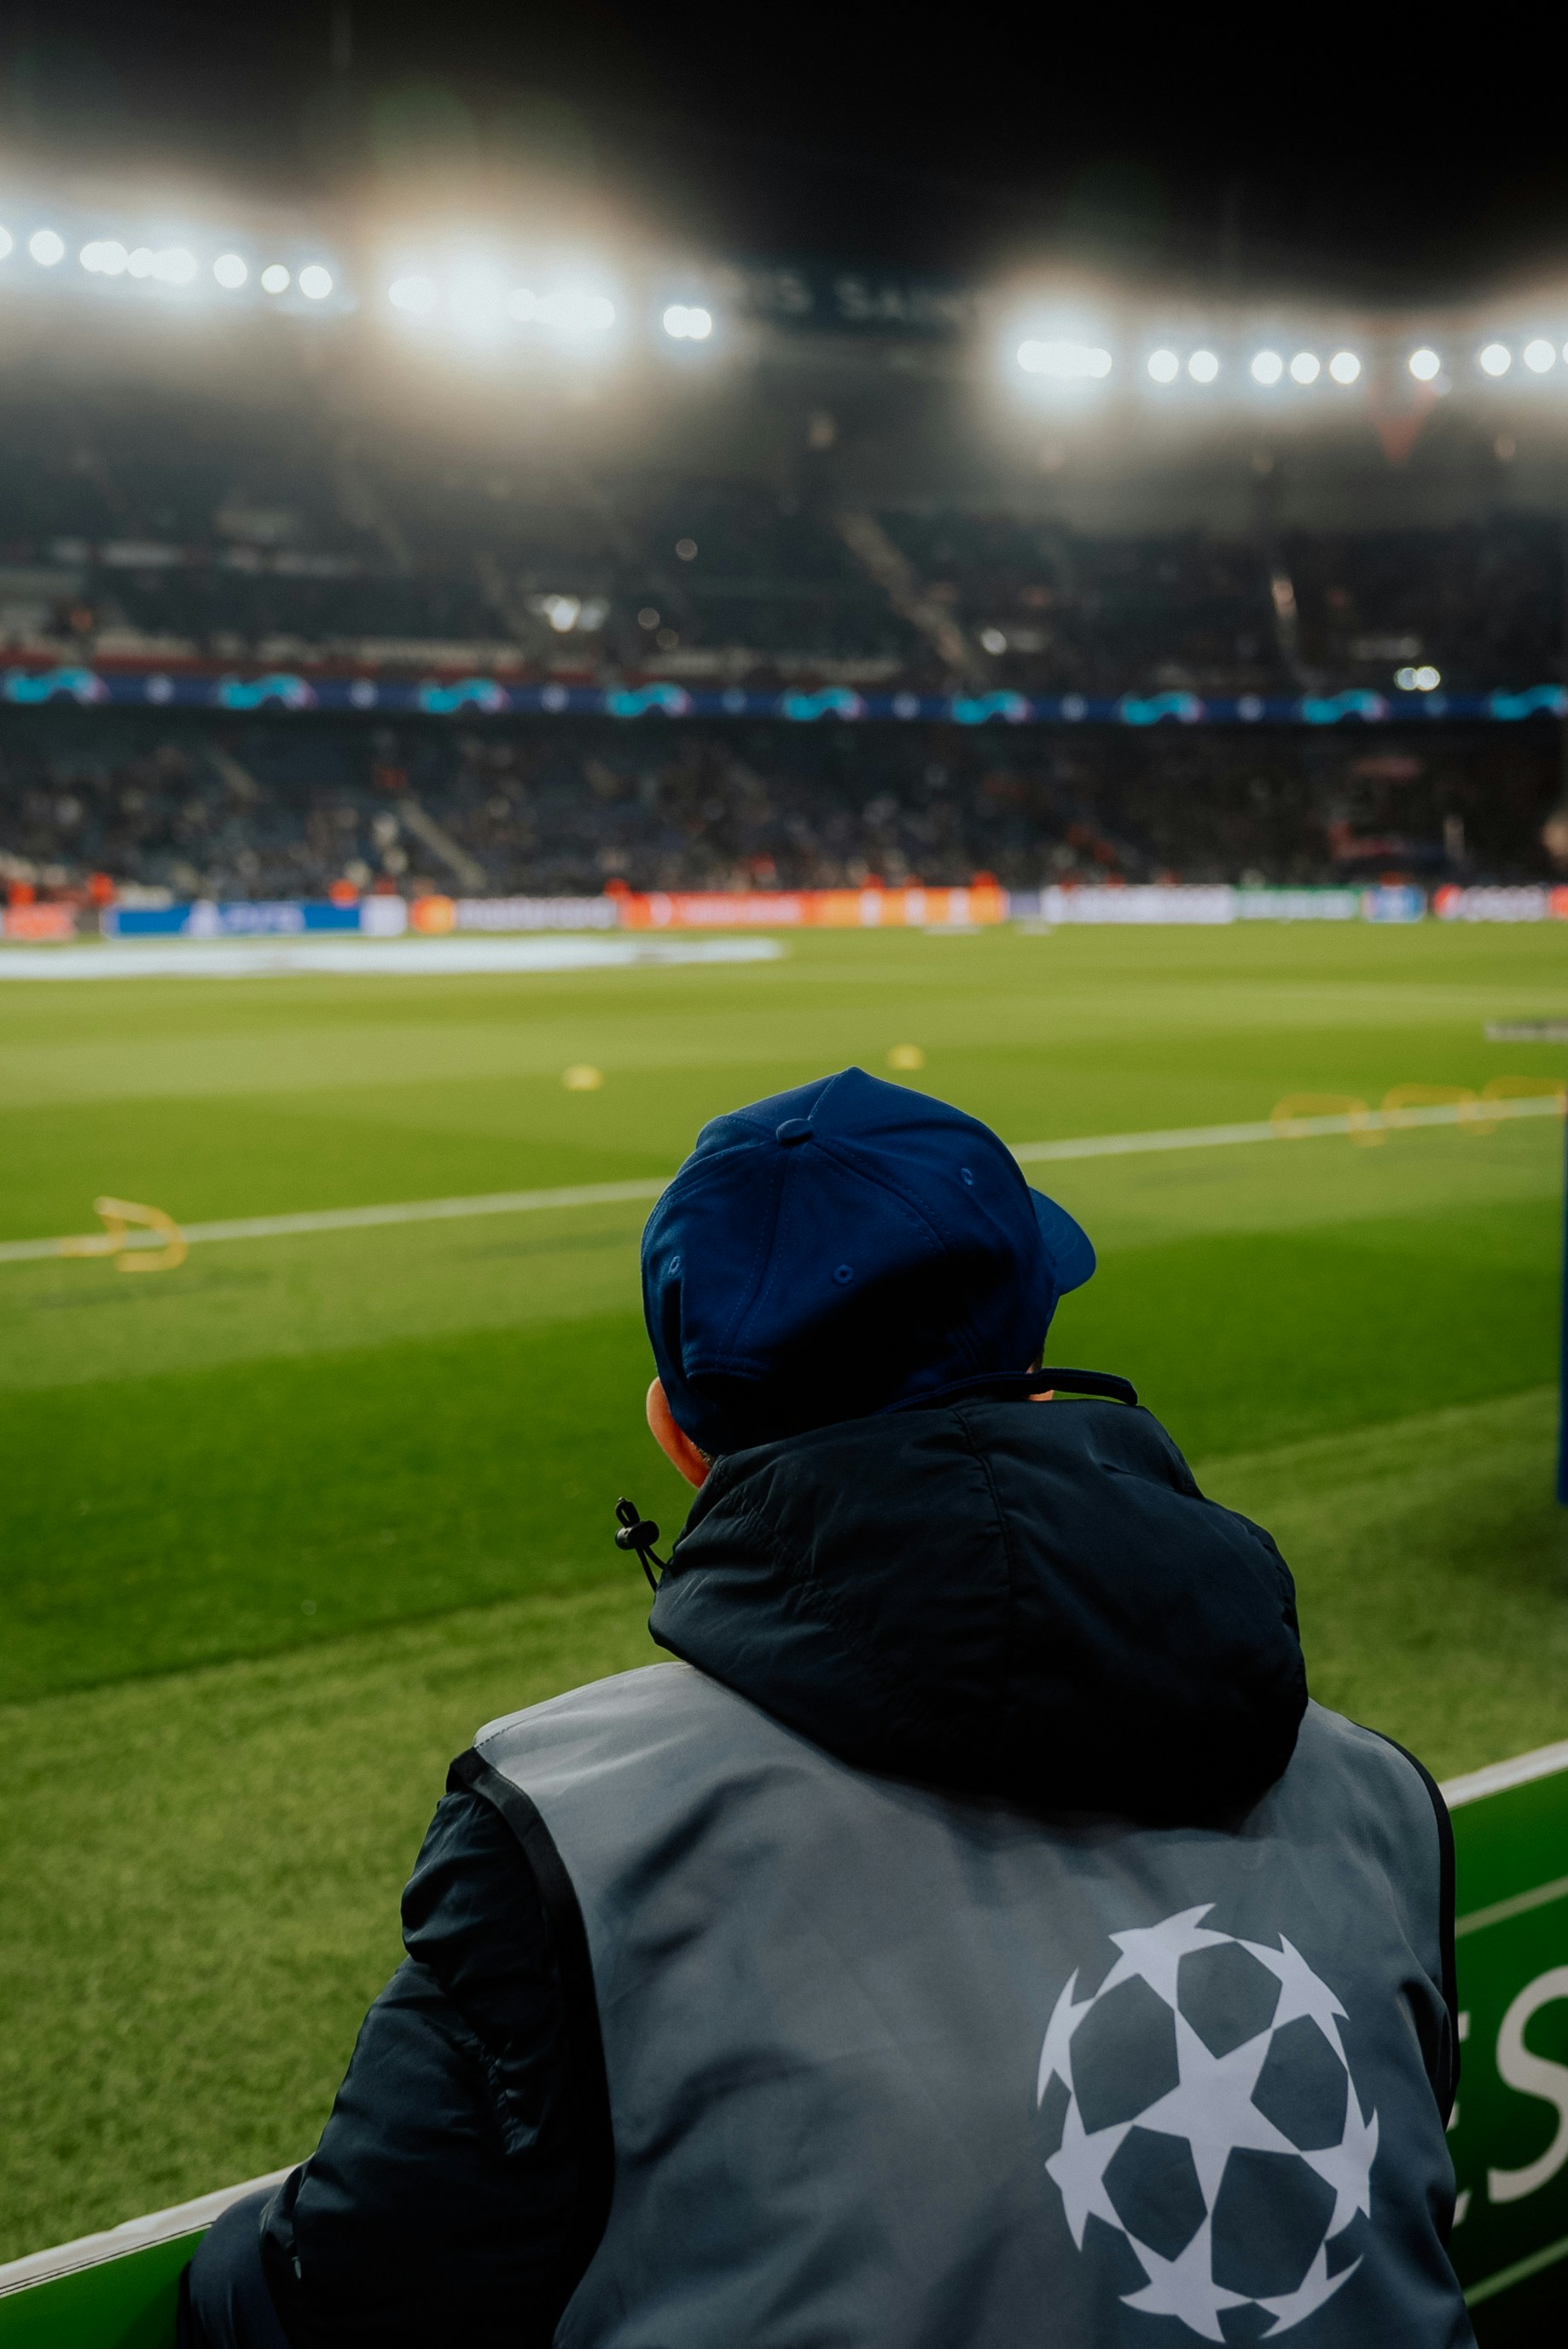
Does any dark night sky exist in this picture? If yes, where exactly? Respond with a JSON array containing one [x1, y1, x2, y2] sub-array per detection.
[[3, 3, 1566, 300]]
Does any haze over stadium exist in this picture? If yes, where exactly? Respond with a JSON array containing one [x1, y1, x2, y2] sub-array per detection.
[[3, 11, 1568, 2346]]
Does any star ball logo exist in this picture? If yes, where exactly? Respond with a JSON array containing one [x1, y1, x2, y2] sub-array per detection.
[[1037, 1905, 1378, 2339]]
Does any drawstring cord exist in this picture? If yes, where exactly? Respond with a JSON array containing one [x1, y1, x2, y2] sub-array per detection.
[[614, 1497, 667, 1592]]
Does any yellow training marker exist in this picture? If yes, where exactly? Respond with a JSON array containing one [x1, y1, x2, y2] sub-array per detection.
[[887, 1044, 926, 1072], [1271, 1092, 1384, 1148], [562, 1064, 606, 1091], [59, 1196, 188, 1273]]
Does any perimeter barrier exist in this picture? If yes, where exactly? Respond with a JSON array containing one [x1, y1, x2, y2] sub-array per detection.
[[8, 880, 1568, 942]]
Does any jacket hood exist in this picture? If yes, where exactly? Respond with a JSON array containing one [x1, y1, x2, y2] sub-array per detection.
[[648, 1397, 1306, 1825]]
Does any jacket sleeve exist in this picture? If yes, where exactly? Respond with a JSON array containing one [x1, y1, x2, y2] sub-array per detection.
[[258, 1786, 612, 2348]]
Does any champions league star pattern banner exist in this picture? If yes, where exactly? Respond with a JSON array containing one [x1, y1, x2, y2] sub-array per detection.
[[3, 664, 1568, 730]]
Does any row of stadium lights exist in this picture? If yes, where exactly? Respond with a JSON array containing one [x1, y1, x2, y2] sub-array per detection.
[[0, 222, 709, 340], [1017, 338, 1568, 385], [0, 216, 1558, 380], [386, 270, 711, 343], [0, 222, 334, 299]]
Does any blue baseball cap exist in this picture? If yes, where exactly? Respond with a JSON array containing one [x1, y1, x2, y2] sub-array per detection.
[[642, 1067, 1095, 1456]]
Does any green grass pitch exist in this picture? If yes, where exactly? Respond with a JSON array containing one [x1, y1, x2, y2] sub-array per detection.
[[2, 918, 1566, 2259]]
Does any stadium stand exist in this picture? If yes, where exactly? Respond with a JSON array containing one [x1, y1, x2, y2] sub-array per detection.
[[0, 374, 1563, 897]]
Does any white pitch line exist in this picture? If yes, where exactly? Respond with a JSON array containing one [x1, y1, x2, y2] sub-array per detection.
[[0, 1091, 1559, 1267], [0, 1179, 671, 1265], [1013, 1090, 1564, 1163]]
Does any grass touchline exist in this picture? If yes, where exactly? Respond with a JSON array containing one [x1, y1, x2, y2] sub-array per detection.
[[0, 1087, 1559, 1270]]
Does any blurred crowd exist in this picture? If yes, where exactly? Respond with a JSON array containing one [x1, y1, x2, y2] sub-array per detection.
[[0, 712, 1556, 902]]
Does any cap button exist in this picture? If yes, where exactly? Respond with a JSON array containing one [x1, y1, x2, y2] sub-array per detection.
[[775, 1117, 812, 1144]]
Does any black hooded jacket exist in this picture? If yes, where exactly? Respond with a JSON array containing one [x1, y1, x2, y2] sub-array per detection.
[[258, 1397, 1311, 2348]]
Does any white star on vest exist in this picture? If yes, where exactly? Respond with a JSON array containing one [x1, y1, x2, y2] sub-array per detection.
[[1101, 1905, 1230, 2010], [1037, 1968, 1094, 2103], [1044, 2097, 1130, 2247], [1133, 2014, 1297, 2207], [1256, 2243, 1361, 2335], [1241, 1933, 1350, 2063], [1121, 2218, 1250, 2342], [1303, 2088, 1379, 2237]]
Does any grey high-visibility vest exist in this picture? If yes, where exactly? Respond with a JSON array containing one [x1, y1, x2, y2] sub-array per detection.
[[471, 1663, 1470, 2349]]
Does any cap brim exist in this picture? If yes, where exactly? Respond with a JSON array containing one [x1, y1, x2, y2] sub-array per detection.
[[1031, 1189, 1096, 1294]]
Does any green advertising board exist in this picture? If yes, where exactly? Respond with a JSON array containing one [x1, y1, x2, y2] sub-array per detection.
[[1446, 1737, 1568, 2338], [3, 1744, 1567, 2345]]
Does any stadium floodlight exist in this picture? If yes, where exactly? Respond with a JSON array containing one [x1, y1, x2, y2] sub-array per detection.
[[1328, 350, 1361, 383], [1408, 346, 1442, 381], [1188, 349, 1219, 382], [212, 253, 247, 289], [0, 227, 12, 259], [450, 265, 512, 338], [1524, 337, 1556, 373], [1147, 348, 1180, 382], [663, 303, 713, 340], [80, 241, 130, 276], [540, 287, 615, 335], [1478, 342, 1512, 376], [1395, 664, 1442, 691], [979, 626, 1008, 654], [1289, 352, 1321, 384], [1016, 339, 1112, 379], [298, 265, 333, 301], [156, 247, 197, 285], [28, 229, 65, 266], [1250, 349, 1284, 384], [259, 264, 290, 294], [388, 273, 438, 315]]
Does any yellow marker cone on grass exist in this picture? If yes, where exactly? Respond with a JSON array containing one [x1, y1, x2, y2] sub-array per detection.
[[59, 1197, 188, 1273]]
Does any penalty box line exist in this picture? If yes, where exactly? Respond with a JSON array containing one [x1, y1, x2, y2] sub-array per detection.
[[0, 1091, 1561, 1268]]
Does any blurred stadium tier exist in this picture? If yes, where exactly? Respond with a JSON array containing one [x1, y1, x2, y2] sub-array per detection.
[[1, 223, 1567, 898]]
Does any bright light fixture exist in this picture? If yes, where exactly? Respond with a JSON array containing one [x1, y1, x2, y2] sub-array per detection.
[[1396, 665, 1442, 692], [1289, 352, 1320, 384], [1328, 350, 1362, 384], [979, 626, 1008, 654], [1188, 349, 1219, 382], [1408, 347, 1442, 381], [388, 274, 438, 315], [450, 266, 508, 334], [663, 303, 713, 340], [298, 265, 333, 300], [259, 264, 290, 295], [159, 247, 197, 285], [80, 241, 129, 276], [1251, 349, 1283, 385], [28, 229, 65, 266], [1478, 342, 1512, 376], [1523, 337, 1555, 373], [1016, 339, 1112, 379], [541, 288, 615, 334], [1147, 348, 1179, 382], [212, 253, 248, 288]]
